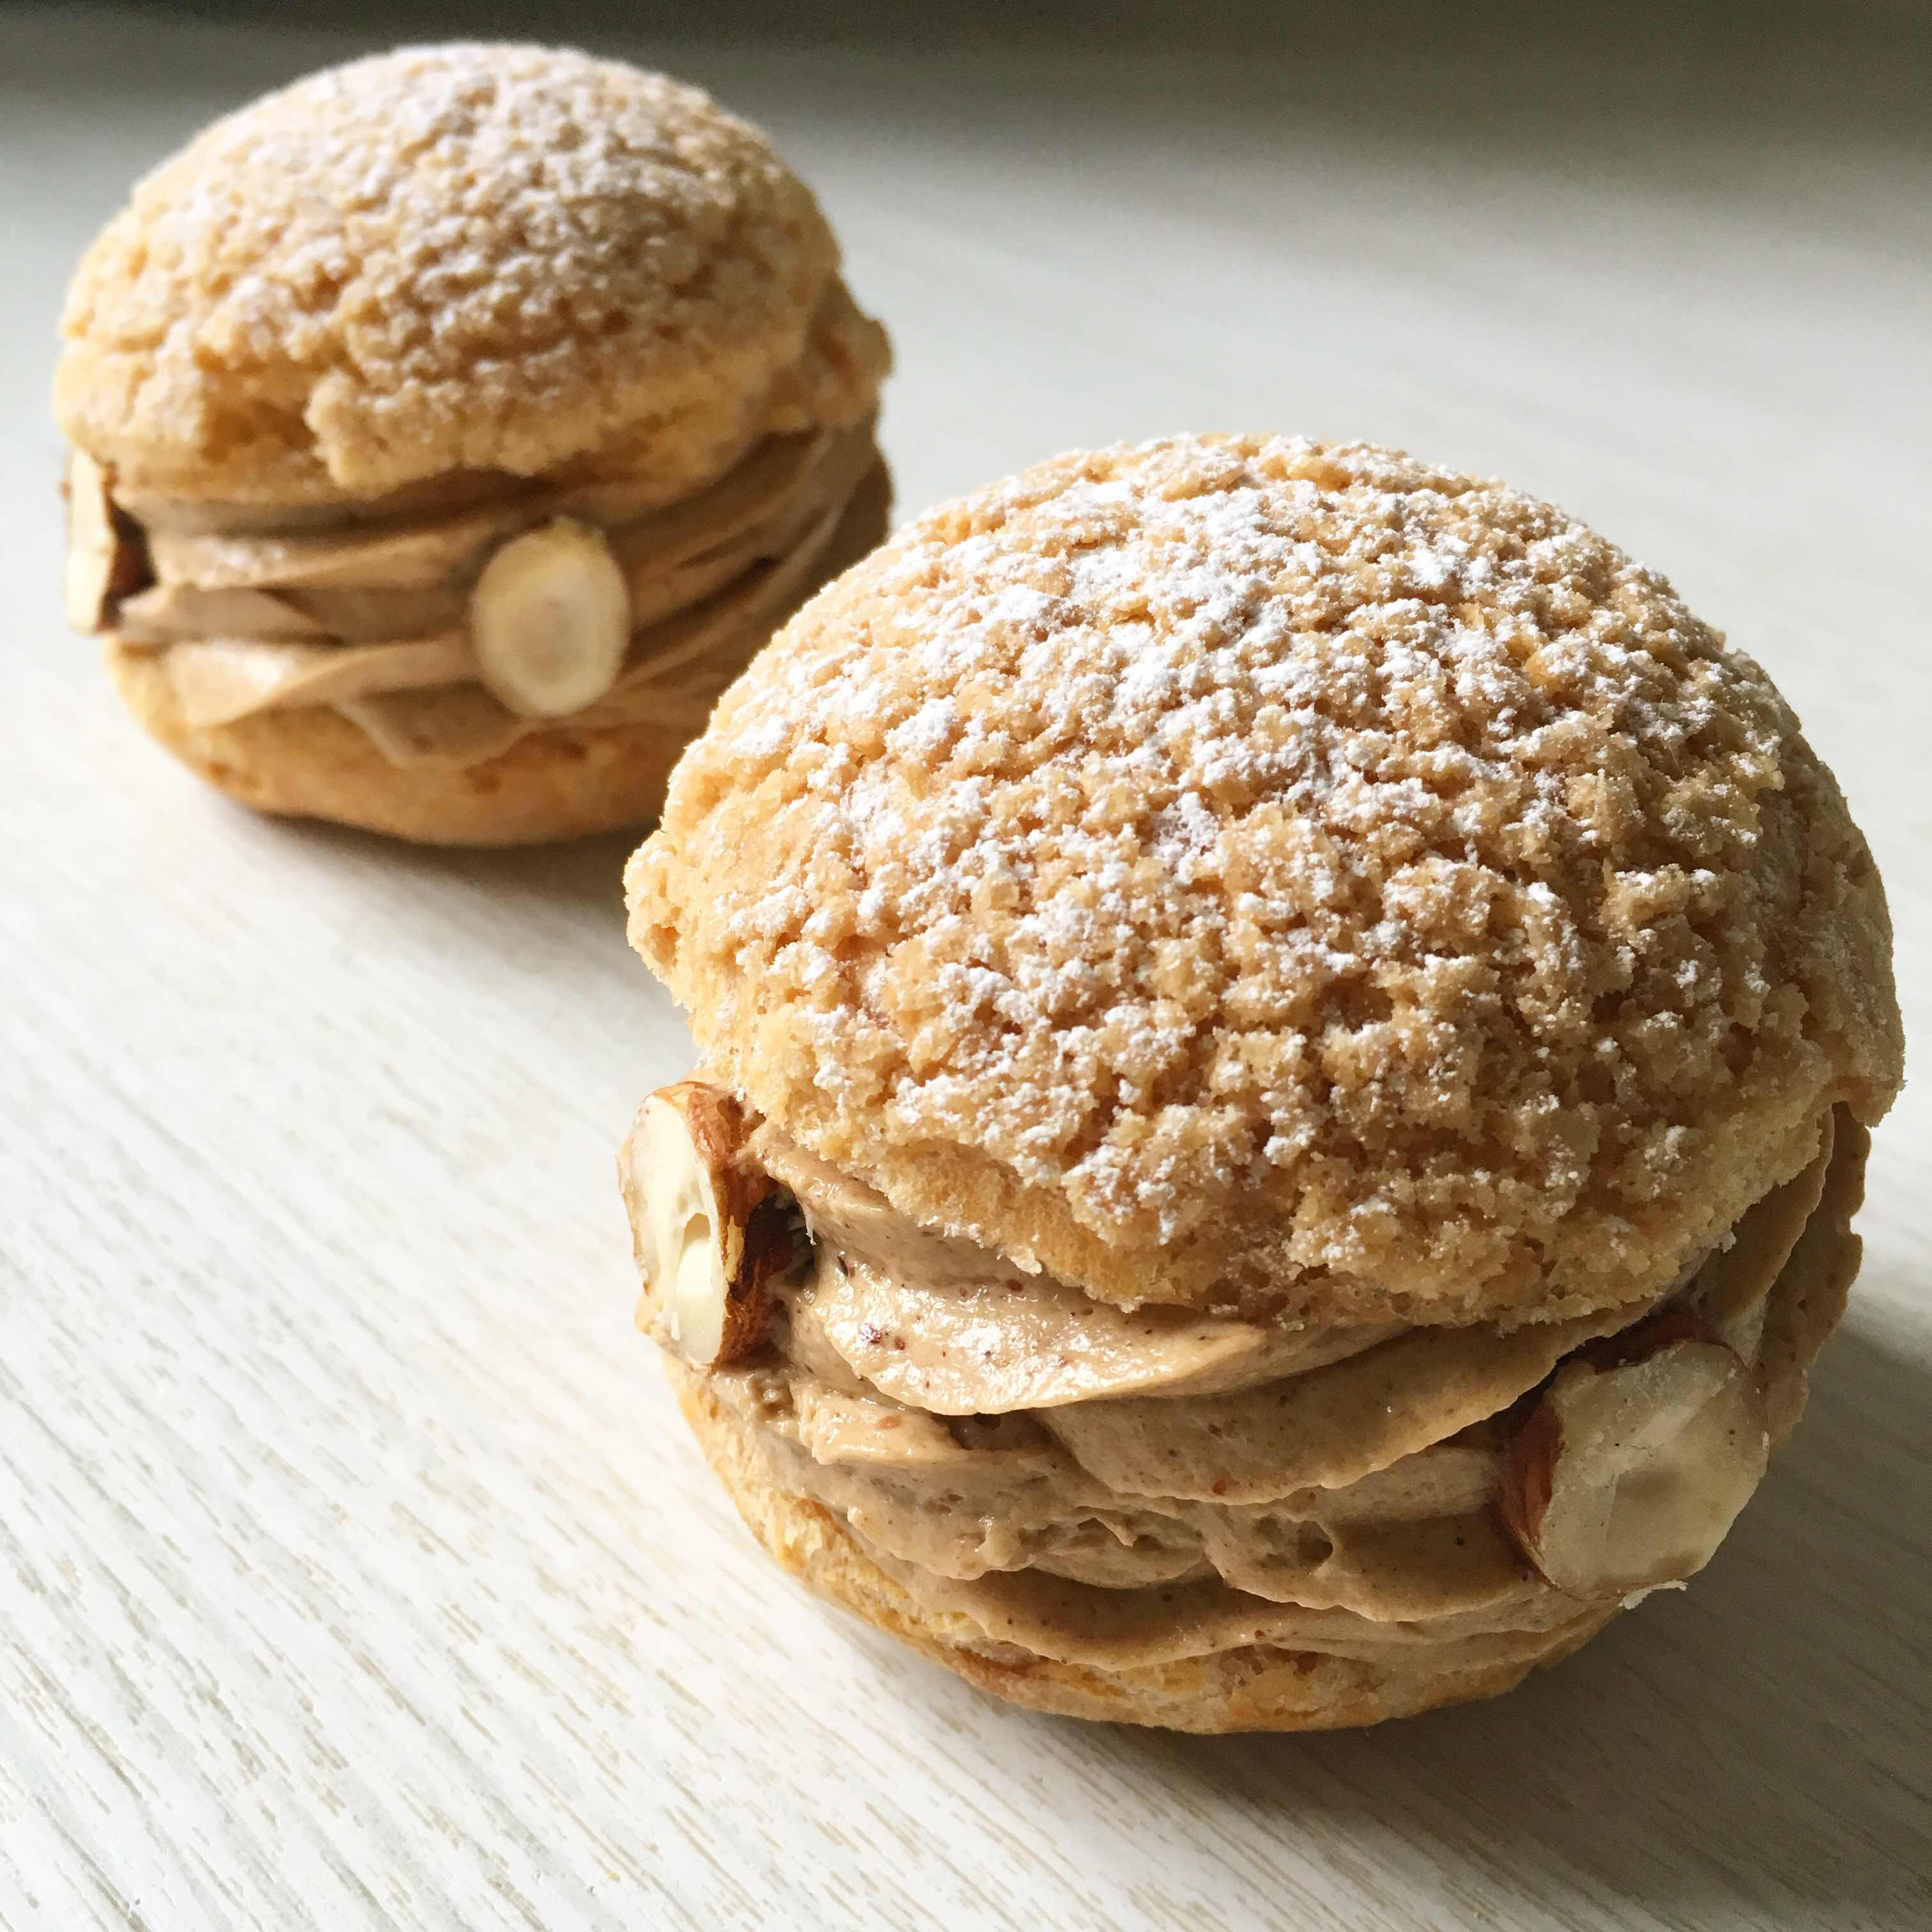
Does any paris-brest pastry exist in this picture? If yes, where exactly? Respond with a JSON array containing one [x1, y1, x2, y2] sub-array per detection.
[[56, 43, 891, 843], [618, 434, 1901, 1729]]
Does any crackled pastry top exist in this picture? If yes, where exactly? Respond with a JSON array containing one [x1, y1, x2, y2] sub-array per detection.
[[56, 42, 882, 503], [629, 435, 1901, 1322]]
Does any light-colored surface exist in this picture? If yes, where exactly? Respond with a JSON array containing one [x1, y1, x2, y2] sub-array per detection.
[[2, 5, 1927, 1928]]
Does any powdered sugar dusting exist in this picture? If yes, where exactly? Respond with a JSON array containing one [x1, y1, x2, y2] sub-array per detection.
[[57, 43, 869, 499], [630, 435, 1888, 1321]]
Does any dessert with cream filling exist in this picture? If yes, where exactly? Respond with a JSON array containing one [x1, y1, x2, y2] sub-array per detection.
[[55, 43, 891, 844], [617, 436, 1901, 1730]]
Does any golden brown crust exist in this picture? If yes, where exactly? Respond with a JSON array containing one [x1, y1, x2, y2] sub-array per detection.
[[56, 43, 881, 504], [668, 1360, 1611, 1731], [629, 436, 1903, 1323], [111, 464, 891, 844]]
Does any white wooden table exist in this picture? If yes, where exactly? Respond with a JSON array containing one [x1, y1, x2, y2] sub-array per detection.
[[3, 7, 1928, 1928]]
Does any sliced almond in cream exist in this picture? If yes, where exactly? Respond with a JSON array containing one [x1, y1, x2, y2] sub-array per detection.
[[617, 1081, 800, 1368], [1497, 1314, 1768, 1600], [469, 519, 631, 718], [65, 450, 148, 632]]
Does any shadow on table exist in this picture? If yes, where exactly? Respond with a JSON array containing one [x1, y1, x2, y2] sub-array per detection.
[[252, 811, 645, 921], [1098, 1315, 1932, 1922], [402, 825, 646, 917]]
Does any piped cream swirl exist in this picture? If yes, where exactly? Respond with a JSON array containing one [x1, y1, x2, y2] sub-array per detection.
[[679, 1114, 1852, 1673]]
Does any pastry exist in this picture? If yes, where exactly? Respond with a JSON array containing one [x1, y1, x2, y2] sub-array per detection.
[[617, 436, 1902, 1730], [55, 43, 891, 845]]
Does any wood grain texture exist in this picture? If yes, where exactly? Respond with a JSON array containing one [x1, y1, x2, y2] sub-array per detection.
[[3, 6, 1928, 1928]]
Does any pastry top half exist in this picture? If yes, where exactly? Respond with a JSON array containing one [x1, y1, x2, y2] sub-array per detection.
[[627, 434, 1902, 1328], [55, 41, 885, 507]]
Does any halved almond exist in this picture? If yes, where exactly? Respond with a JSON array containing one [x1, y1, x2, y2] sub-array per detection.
[[1498, 1312, 1768, 1600], [469, 519, 630, 718], [615, 1080, 800, 1368], [64, 450, 148, 632]]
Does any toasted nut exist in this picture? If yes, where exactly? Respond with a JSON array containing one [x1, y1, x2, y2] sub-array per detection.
[[64, 450, 148, 632], [1498, 1312, 1768, 1600], [469, 519, 630, 717], [616, 1080, 800, 1367]]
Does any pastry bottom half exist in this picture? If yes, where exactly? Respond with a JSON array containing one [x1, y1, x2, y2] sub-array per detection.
[[670, 1359, 1614, 1733], [663, 1113, 1866, 1733]]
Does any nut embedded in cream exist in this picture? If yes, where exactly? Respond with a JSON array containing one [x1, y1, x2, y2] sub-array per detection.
[[1498, 1315, 1769, 1601], [620, 1083, 796, 1368], [63, 450, 146, 633], [470, 520, 631, 718]]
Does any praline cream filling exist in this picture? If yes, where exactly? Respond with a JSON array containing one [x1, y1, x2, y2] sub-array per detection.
[[92, 418, 880, 767], [668, 1114, 1850, 1671]]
